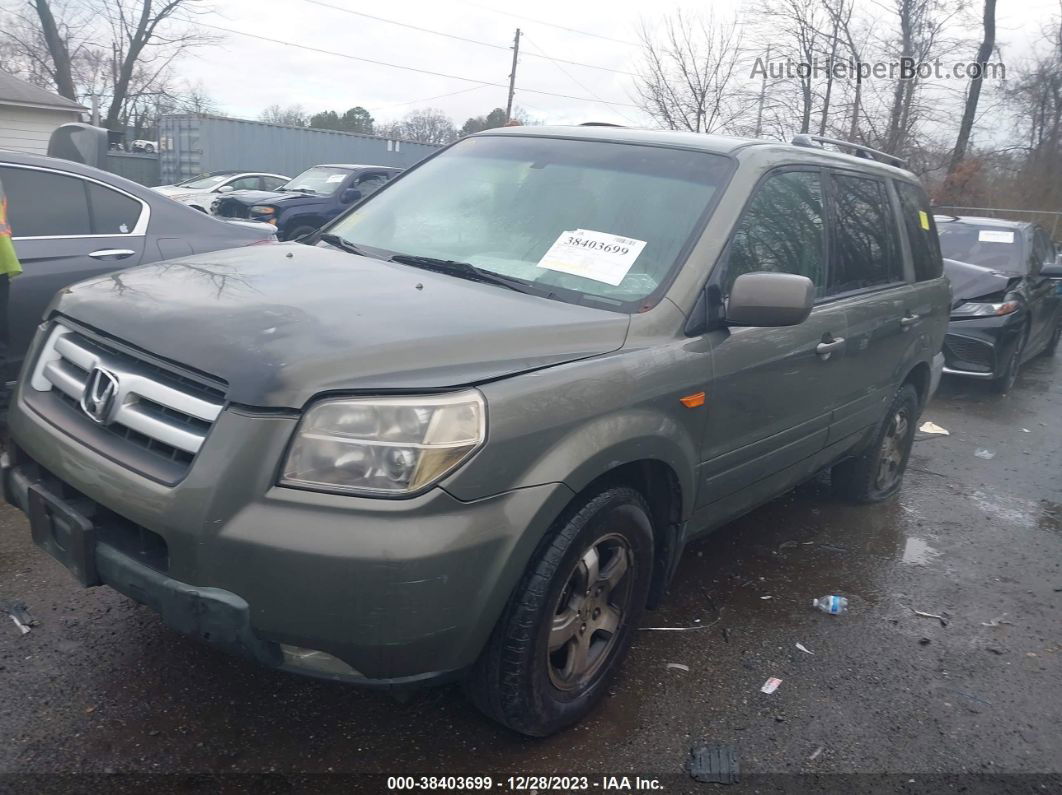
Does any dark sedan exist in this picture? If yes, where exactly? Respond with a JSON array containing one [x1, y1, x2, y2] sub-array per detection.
[[937, 216, 1062, 392], [1, 151, 276, 382]]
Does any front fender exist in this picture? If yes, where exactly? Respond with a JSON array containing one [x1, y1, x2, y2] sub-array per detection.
[[444, 346, 708, 522]]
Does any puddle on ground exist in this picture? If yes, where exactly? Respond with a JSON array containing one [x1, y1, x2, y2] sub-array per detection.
[[1039, 501, 1061, 532], [901, 536, 940, 565]]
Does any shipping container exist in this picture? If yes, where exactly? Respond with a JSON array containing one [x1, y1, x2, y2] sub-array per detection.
[[158, 114, 441, 185]]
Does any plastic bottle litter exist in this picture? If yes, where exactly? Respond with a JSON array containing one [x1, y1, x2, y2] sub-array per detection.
[[811, 595, 849, 615]]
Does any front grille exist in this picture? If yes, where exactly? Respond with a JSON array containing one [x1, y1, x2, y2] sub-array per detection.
[[944, 333, 994, 373], [213, 197, 250, 219], [27, 323, 226, 481]]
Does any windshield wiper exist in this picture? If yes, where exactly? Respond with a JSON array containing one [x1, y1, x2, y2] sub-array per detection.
[[277, 187, 316, 193], [317, 233, 379, 258], [388, 254, 536, 294]]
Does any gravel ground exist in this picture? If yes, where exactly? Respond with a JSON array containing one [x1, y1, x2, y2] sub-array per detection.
[[1, 356, 1060, 793]]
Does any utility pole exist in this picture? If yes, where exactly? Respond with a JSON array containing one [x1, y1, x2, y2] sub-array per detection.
[[754, 44, 770, 138], [505, 28, 521, 123]]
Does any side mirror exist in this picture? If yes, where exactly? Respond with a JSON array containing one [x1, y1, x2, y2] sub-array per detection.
[[727, 272, 815, 327], [341, 188, 362, 204], [217, 185, 234, 193]]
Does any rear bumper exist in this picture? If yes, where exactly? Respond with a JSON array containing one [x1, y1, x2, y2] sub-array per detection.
[[4, 394, 573, 685]]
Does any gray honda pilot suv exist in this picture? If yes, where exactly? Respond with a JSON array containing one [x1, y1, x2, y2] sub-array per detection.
[[2, 126, 948, 736]]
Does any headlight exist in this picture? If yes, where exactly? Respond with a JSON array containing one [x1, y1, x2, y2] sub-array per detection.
[[280, 390, 486, 496], [250, 205, 276, 215], [951, 300, 1019, 318]]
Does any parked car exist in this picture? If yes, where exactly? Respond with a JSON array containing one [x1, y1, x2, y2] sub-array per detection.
[[2, 128, 949, 736], [0, 150, 277, 382], [211, 164, 400, 240], [937, 216, 1062, 392], [154, 171, 290, 213], [130, 139, 157, 154]]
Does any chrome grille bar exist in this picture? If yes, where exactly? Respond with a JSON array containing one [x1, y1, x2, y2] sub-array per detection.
[[29, 323, 223, 456]]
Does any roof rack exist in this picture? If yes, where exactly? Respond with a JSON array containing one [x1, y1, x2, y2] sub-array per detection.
[[579, 122, 626, 127], [790, 134, 907, 169]]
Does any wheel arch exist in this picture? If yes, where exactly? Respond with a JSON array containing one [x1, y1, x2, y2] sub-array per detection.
[[901, 360, 932, 408]]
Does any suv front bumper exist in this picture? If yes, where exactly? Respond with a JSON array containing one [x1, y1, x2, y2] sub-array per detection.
[[4, 397, 572, 686]]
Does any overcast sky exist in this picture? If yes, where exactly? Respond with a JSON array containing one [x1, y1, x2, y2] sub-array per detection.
[[178, 0, 1061, 129]]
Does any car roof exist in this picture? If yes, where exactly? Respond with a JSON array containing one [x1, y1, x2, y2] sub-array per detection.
[[935, 215, 1033, 231], [476, 125, 918, 180], [0, 149, 160, 197]]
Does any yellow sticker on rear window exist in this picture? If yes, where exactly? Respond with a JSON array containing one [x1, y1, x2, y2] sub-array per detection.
[[918, 210, 930, 230]]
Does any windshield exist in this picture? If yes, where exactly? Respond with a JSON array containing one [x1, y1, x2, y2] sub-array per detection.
[[283, 166, 352, 195], [938, 222, 1025, 274], [327, 135, 732, 309], [177, 173, 233, 190]]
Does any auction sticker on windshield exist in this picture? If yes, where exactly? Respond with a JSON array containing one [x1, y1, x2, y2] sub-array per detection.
[[538, 229, 647, 286], [978, 229, 1015, 244]]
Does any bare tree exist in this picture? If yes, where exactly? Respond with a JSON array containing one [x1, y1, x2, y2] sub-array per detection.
[[383, 108, 458, 145], [822, 0, 867, 141], [946, 0, 997, 177], [100, 0, 215, 131], [754, 0, 829, 135], [259, 104, 308, 126], [635, 11, 746, 133], [31, 0, 76, 99]]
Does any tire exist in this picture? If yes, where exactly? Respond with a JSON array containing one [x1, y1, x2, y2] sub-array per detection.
[[285, 225, 318, 242], [144, 144, 155, 153], [1040, 319, 1060, 357], [991, 326, 1027, 393], [832, 384, 919, 503], [466, 486, 654, 736]]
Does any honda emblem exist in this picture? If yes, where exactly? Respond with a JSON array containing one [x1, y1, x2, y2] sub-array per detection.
[[80, 367, 119, 424]]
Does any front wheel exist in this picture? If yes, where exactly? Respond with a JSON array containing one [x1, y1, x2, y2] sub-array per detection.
[[832, 384, 919, 503], [992, 327, 1027, 393], [1041, 319, 1060, 357], [466, 486, 654, 736]]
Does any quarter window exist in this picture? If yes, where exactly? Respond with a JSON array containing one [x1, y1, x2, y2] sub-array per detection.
[[1, 166, 91, 237], [86, 182, 142, 234], [827, 174, 903, 294], [724, 170, 827, 295], [895, 181, 943, 281]]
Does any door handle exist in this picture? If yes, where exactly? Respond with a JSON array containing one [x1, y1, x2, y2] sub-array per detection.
[[88, 248, 136, 260], [900, 313, 920, 328], [816, 337, 846, 357]]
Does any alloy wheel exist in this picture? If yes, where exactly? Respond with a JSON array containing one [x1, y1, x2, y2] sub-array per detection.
[[874, 406, 910, 492], [547, 533, 634, 691]]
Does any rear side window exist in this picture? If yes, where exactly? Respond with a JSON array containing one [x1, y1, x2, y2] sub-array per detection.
[[86, 183, 142, 234], [1, 166, 91, 237], [723, 170, 827, 296], [895, 181, 943, 281], [827, 174, 903, 295]]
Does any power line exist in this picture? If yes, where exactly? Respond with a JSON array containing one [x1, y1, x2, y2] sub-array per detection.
[[522, 35, 641, 124], [300, 0, 638, 78], [367, 84, 490, 112], [456, 0, 641, 48], [189, 19, 642, 109]]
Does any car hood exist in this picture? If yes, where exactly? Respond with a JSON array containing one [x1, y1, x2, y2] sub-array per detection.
[[53, 244, 630, 408], [944, 258, 1015, 306], [219, 189, 323, 207], [153, 185, 183, 196]]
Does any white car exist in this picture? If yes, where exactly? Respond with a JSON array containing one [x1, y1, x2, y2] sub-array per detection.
[[154, 170, 290, 213], [131, 139, 158, 153]]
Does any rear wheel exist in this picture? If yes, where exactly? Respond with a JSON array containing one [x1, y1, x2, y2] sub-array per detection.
[[992, 327, 1027, 393], [466, 486, 653, 736], [832, 384, 919, 503]]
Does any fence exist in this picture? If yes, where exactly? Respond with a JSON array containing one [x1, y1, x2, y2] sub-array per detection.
[[104, 151, 161, 186]]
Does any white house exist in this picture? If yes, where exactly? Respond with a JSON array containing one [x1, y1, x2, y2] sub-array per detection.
[[0, 70, 87, 155]]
